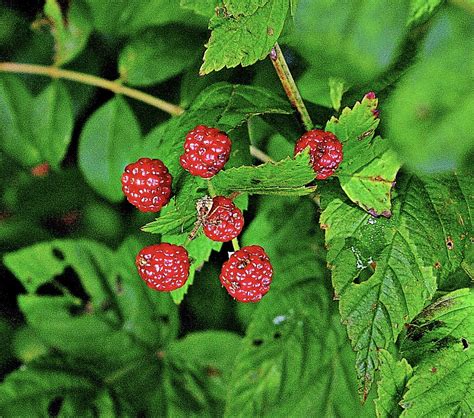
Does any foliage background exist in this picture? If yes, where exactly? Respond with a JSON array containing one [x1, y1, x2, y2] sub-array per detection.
[[0, 0, 472, 416]]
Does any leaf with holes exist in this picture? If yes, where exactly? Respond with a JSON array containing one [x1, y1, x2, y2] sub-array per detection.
[[3, 238, 179, 359], [320, 172, 473, 400], [225, 282, 374, 417], [200, 0, 290, 74], [326, 94, 400, 216]]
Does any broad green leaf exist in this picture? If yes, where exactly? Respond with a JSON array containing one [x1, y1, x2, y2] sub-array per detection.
[[0, 75, 40, 167], [401, 288, 474, 364], [320, 173, 472, 399], [31, 81, 74, 169], [0, 357, 112, 417], [200, 0, 290, 74], [387, 8, 474, 173], [119, 27, 201, 87], [225, 282, 375, 417], [375, 350, 413, 418], [401, 345, 474, 417], [78, 96, 142, 202], [84, 0, 205, 35], [408, 0, 444, 27], [44, 0, 92, 66], [288, 0, 410, 85], [164, 331, 242, 416], [180, 0, 220, 17], [242, 195, 325, 289], [211, 152, 316, 196], [3, 238, 179, 358], [326, 94, 400, 216]]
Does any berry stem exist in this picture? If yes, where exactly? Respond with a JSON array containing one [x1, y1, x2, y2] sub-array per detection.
[[269, 43, 313, 131], [231, 238, 240, 251], [0, 62, 184, 116], [206, 179, 217, 197], [249, 145, 274, 163]]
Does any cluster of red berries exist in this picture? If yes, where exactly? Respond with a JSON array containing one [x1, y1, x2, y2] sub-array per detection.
[[121, 124, 343, 302]]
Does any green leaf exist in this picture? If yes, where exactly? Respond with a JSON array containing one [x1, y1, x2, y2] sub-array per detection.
[[0, 357, 112, 417], [288, 0, 410, 85], [0, 75, 40, 167], [211, 152, 316, 196], [242, 195, 325, 289], [164, 331, 242, 416], [118, 27, 201, 87], [142, 83, 292, 176], [401, 288, 474, 364], [375, 350, 413, 418], [84, 0, 205, 35], [31, 81, 74, 169], [401, 345, 474, 417], [328, 77, 346, 111], [225, 282, 375, 417], [326, 94, 400, 216], [78, 96, 142, 202], [408, 0, 444, 27], [44, 0, 92, 66], [396, 288, 474, 416], [320, 173, 472, 399], [387, 8, 474, 173], [180, 0, 220, 17], [3, 238, 179, 357], [200, 0, 290, 74]]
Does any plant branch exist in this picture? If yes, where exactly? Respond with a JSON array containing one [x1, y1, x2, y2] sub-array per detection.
[[249, 145, 274, 163], [269, 43, 313, 131], [0, 62, 184, 116]]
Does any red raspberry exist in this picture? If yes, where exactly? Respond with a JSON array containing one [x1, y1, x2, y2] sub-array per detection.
[[179, 125, 232, 178], [121, 158, 172, 212], [202, 196, 244, 242], [219, 245, 273, 303], [294, 130, 343, 180], [135, 243, 190, 291]]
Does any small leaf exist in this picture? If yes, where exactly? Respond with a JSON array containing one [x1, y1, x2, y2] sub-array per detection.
[[407, 0, 444, 27], [375, 350, 413, 418], [200, 0, 290, 74], [211, 152, 316, 196], [326, 94, 400, 216], [119, 27, 201, 86], [0, 75, 40, 167], [31, 81, 74, 169], [78, 96, 142, 202], [44, 0, 92, 66], [328, 77, 346, 111]]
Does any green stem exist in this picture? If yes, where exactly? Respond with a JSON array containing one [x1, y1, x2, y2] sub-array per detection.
[[231, 238, 240, 251], [207, 179, 217, 197], [269, 43, 313, 131], [0, 62, 184, 116]]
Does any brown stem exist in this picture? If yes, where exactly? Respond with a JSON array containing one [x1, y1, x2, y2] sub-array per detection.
[[270, 43, 313, 131], [0, 62, 184, 116]]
